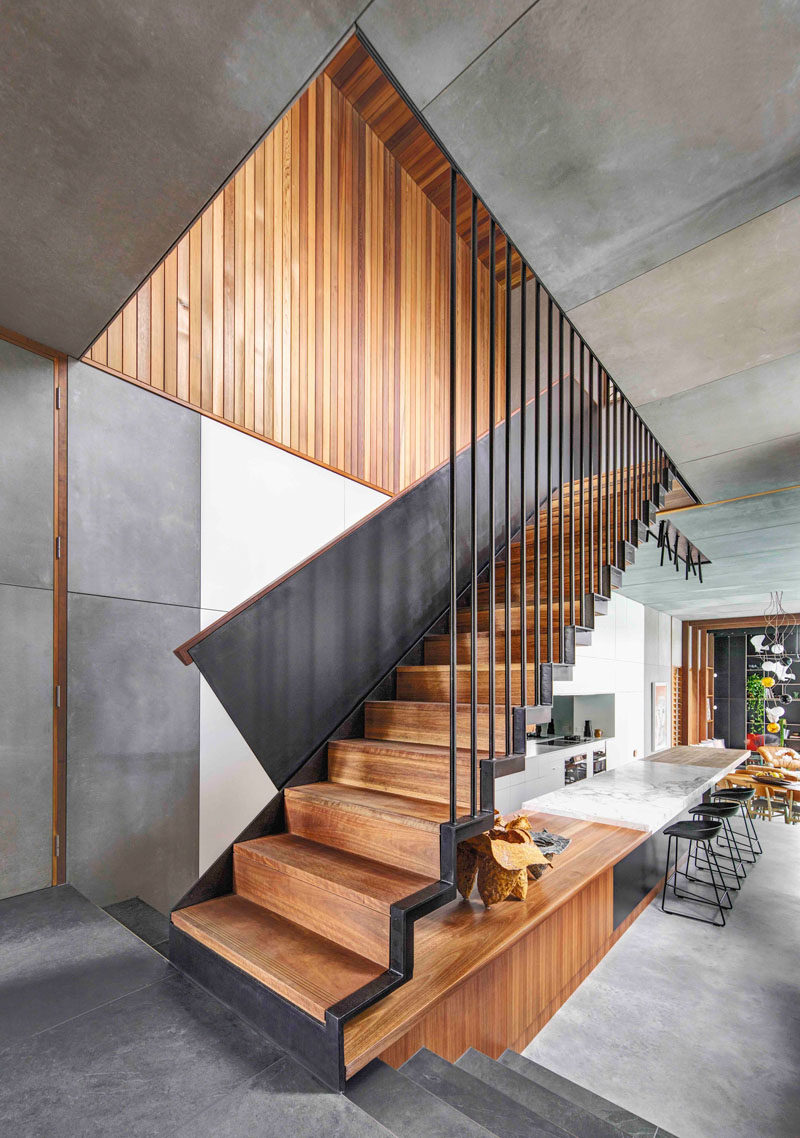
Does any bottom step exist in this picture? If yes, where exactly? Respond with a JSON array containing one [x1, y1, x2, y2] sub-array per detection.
[[498, 1050, 679, 1138], [347, 1058, 495, 1138], [171, 894, 384, 1021], [402, 1047, 572, 1138]]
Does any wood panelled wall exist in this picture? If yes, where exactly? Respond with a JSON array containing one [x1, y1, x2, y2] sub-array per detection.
[[85, 69, 506, 495]]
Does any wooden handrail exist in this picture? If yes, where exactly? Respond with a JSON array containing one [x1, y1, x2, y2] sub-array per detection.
[[174, 388, 554, 665]]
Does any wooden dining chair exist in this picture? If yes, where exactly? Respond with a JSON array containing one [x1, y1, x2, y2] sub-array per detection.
[[751, 782, 786, 822]]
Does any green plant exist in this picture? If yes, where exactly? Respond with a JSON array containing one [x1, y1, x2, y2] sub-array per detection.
[[746, 673, 765, 733]]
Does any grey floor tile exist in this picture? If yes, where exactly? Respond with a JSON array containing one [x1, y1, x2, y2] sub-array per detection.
[[0, 885, 169, 1043], [103, 896, 169, 948], [402, 1047, 570, 1138], [178, 1053, 394, 1137], [0, 970, 282, 1137], [347, 1058, 495, 1137]]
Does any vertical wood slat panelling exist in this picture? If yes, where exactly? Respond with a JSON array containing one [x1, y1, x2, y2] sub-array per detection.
[[85, 72, 506, 495]]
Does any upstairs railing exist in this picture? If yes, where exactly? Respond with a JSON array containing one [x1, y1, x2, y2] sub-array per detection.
[[445, 166, 701, 827]]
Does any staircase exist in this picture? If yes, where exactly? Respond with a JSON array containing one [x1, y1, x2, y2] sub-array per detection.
[[347, 1046, 680, 1137], [170, 462, 676, 1089]]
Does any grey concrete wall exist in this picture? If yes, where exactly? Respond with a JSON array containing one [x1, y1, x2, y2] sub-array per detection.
[[0, 339, 54, 899], [0, 585, 53, 897], [67, 362, 201, 914]]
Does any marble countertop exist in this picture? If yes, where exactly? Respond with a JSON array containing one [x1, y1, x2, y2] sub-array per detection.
[[522, 747, 748, 833]]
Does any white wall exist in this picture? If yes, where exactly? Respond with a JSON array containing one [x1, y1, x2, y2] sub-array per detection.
[[198, 419, 388, 871], [552, 594, 680, 770]]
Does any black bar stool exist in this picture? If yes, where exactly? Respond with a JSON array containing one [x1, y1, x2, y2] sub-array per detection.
[[661, 819, 731, 926], [710, 786, 761, 860], [689, 801, 747, 889]]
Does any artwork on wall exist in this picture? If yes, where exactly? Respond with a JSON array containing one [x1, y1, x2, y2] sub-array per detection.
[[652, 681, 669, 752]]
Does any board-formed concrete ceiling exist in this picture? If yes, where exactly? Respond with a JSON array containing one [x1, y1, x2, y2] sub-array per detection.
[[3, 0, 799, 619]]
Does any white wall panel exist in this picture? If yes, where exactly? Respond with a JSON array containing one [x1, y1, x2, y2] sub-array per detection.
[[554, 593, 660, 770], [199, 662, 277, 874], [198, 423, 388, 865], [201, 418, 388, 612]]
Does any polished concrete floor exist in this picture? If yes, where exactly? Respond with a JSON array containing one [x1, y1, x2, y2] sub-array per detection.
[[524, 815, 800, 1138]]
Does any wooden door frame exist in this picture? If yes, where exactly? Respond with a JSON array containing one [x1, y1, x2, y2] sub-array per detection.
[[680, 614, 800, 744], [0, 324, 68, 885]]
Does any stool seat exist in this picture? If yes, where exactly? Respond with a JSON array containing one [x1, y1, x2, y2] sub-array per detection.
[[711, 786, 754, 802], [664, 819, 721, 841], [690, 801, 740, 819]]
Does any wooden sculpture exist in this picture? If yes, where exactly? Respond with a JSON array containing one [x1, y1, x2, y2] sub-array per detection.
[[456, 813, 553, 907]]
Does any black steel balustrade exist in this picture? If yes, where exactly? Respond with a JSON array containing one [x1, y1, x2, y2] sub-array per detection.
[[446, 168, 697, 829]]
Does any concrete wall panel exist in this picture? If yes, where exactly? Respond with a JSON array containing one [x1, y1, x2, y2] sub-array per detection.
[[66, 592, 199, 914], [0, 584, 53, 898], [0, 339, 53, 589], [69, 362, 200, 607]]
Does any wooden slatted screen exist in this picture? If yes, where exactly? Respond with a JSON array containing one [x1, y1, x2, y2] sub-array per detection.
[[84, 67, 506, 495]]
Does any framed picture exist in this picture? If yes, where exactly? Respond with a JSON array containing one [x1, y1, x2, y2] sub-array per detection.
[[652, 681, 669, 752]]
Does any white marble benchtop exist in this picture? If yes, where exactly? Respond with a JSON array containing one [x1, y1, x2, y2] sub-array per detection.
[[522, 748, 748, 833]]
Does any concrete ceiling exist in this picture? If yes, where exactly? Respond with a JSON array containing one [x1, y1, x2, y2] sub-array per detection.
[[3, 0, 799, 619], [361, 0, 800, 619], [618, 489, 800, 622], [0, 0, 363, 356]]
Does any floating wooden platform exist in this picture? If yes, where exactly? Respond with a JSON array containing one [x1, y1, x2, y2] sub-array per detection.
[[343, 810, 647, 1077]]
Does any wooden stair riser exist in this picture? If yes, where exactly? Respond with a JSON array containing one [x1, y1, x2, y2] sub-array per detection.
[[396, 664, 558, 702], [424, 628, 587, 668], [284, 787, 441, 879], [365, 700, 507, 754], [498, 540, 635, 577], [425, 629, 573, 665], [458, 601, 586, 632], [328, 739, 471, 809], [233, 845, 390, 968], [474, 578, 591, 608]]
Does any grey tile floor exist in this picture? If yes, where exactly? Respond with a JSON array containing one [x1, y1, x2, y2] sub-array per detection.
[[0, 885, 387, 1137], [524, 816, 800, 1138]]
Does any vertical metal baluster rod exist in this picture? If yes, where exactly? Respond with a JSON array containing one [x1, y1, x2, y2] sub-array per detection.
[[533, 279, 541, 706], [519, 258, 528, 708], [569, 327, 575, 636], [588, 352, 595, 597], [448, 169, 458, 824], [547, 299, 554, 663], [558, 314, 564, 662], [579, 340, 585, 626], [614, 382, 619, 559], [605, 372, 611, 572], [504, 239, 513, 757], [487, 218, 497, 794], [469, 193, 478, 816]]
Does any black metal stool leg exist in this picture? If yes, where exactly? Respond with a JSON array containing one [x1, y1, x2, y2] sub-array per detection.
[[745, 803, 763, 855]]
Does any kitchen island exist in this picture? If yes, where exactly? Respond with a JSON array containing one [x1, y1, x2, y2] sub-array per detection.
[[523, 745, 747, 832], [524, 744, 749, 929]]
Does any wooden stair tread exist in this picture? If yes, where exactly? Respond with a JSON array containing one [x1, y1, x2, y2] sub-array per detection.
[[331, 737, 465, 760], [285, 780, 449, 830], [236, 833, 435, 914], [171, 894, 384, 1021]]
